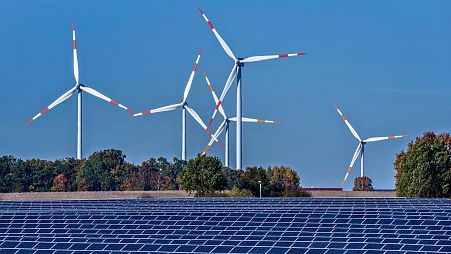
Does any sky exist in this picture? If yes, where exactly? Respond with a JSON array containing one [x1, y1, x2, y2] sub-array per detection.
[[0, 0, 450, 190]]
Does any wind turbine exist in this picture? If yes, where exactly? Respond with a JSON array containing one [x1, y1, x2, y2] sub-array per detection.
[[201, 71, 277, 167], [132, 49, 218, 161], [198, 7, 307, 169], [26, 24, 133, 159], [334, 105, 406, 187]]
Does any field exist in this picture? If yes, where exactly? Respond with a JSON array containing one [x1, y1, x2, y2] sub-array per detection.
[[0, 198, 449, 254]]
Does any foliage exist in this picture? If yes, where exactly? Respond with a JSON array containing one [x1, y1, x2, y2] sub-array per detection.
[[395, 132, 450, 198], [222, 167, 242, 189], [239, 166, 271, 197], [76, 149, 126, 191], [195, 192, 230, 198], [179, 155, 226, 196], [353, 176, 374, 191], [51, 174, 69, 192], [53, 158, 83, 191], [0, 150, 306, 197], [229, 186, 254, 197], [281, 188, 312, 197], [0, 156, 20, 193]]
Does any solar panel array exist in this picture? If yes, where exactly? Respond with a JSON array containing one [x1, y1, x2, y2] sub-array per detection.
[[0, 198, 449, 254]]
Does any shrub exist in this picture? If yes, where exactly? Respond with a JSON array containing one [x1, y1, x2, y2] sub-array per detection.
[[229, 186, 254, 197], [282, 188, 312, 197]]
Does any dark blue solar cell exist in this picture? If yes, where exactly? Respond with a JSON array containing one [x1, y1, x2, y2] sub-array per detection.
[[0, 249, 18, 254], [0, 241, 19, 248], [194, 245, 215, 252], [16, 250, 36, 254], [204, 244, 228, 253], [309, 242, 328, 248], [306, 248, 328, 254], [420, 245, 442, 252], [249, 246, 272, 253], [440, 246, 451, 253], [325, 249, 346, 254], [140, 244, 159, 251], [157, 245, 178, 252], [121, 243, 144, 251]]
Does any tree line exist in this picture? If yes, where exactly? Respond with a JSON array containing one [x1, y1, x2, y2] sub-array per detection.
[[0, 150, 308, 197]]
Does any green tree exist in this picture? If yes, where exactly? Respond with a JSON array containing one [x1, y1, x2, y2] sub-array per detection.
[[179, 155, 225, 196], [139, 157, 158, 190], [353, 176, 374, 191], [240, 166, 271, 197], [0, 156, 19, 193], [222, 167, 242, 190], [76, 149, 126, 191], [395, 132, 450, 198], [27, 159, 54, 192]]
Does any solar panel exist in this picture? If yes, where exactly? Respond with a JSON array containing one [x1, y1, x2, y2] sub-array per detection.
[[0, 198, 450, 254]]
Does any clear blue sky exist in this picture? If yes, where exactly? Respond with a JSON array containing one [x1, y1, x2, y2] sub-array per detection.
[[1, 0, 449, 189]]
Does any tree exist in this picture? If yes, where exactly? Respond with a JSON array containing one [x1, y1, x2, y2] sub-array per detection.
[[51, 174, 69, 192], [222, 167, 242, 190], [53, 158, 83, 191], [27, 159, 54, 192], [271, 166, 300, 190], [76, 149, 126, 191], [395, 132, 450, 198], [353, 176, 374, 191], [179, 155, 226, 196], [240, 166, 271, 197], [139, 157, 158, 190], [0, 156, 20, 193]]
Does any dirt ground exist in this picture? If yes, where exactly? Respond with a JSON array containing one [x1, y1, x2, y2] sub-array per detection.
[[0, 190, 396, 201]]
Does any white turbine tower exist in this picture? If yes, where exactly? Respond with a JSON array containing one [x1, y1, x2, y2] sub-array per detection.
[[132, 49, 218, 161], [334, 105, 406, 187], [198, 7, 307, 169], [26, 24, 133, 159], [201, 71, 277, 167]]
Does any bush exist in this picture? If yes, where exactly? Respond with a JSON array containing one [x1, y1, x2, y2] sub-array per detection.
[[138, 193, 155, 199], [179, 155, 226, 196], [195, 191, 230, 198], [395, 132, 450, 198], [229, 186, 254, 197], [282, 188, 312, 197], [353, 176, 374, 191]]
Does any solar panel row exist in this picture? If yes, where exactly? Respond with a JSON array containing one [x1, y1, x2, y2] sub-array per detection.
[[0, 198, 449, 254]]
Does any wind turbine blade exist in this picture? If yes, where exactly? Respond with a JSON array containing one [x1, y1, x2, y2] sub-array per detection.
[[202, 119, 227, 155], [26, 86, 77, 124], [183, 49, 202, 103], [198, 7, 236, 61], [203, 71, 226, 119], [238, 117, 277, 123], [241, 53, 307, 63], [72, 23, 79, 85], [334, 105, 361, 141], [342, 143, 362, 187], [80, 86, 134, 113], [209, 63, 237, 126], [363, 135, 406, 143], [133, 103, 182, 117], [185, 105, 219, 143]]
